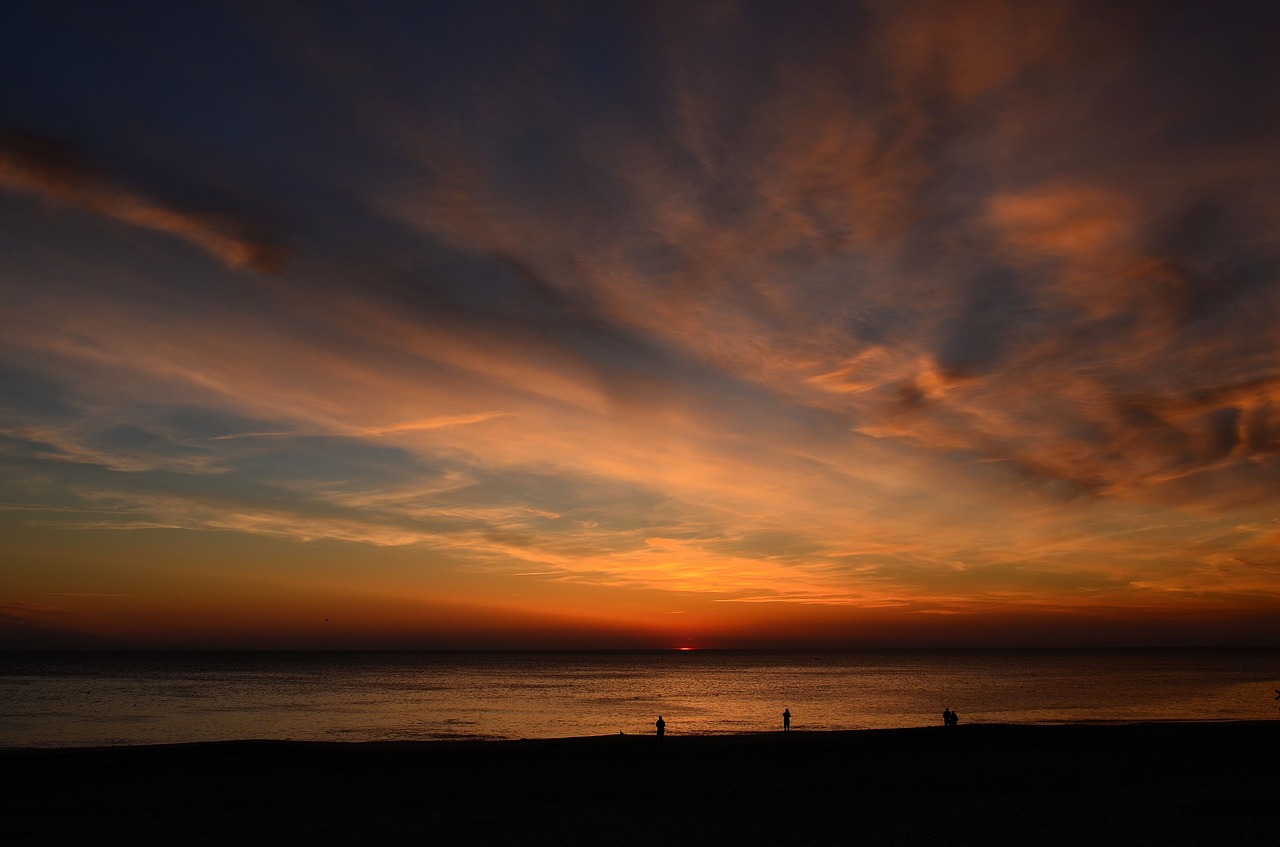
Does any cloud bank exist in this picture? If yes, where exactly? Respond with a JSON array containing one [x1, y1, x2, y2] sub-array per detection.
[[2, 0, 1278, 646]]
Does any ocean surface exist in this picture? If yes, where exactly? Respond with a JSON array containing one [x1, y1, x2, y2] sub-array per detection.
[[2, 649, 1277, 748]]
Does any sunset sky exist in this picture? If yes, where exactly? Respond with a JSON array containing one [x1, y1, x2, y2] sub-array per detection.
[[3, 0, 1280, 649]]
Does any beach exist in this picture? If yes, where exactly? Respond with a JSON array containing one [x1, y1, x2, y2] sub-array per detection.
[[3, 722, 1275, 845]]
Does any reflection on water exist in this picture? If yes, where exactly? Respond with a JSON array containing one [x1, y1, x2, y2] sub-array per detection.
[[1, 649, 1277, 747]]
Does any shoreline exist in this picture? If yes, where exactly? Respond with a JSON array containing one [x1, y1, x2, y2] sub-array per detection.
[[5, 715, 1273, 753], [4, 722, 1276, 845]]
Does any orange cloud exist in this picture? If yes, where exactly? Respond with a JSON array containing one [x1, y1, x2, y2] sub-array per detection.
[[988, 186, 1136, 261], [0, 129, 286, 273], [879, 0, 1076, 100], [4, 1, 1280, 647]]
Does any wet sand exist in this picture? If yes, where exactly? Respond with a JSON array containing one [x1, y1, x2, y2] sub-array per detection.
[[3, 722, 1276, 845]]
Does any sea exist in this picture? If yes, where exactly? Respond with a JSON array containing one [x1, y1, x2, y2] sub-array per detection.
[[2, 649, 1277, 748]]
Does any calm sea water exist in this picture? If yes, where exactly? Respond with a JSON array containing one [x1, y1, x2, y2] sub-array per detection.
[[1, 649, 1277, 748]]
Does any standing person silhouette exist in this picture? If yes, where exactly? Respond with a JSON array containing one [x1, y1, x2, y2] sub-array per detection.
[[782, 708, 791, 732], [655, 715, 665, 738]]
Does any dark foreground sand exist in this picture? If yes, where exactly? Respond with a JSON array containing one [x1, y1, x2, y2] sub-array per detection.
[[3, 722, 1276, 846]]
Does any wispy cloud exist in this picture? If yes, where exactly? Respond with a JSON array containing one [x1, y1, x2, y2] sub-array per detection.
[[0, 129, 286, 273], [2, 0, 1278, 645], [39, 593, 136, 598]]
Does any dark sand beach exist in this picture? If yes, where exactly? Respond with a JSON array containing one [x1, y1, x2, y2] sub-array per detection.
[[3, 722, 1276, 846]]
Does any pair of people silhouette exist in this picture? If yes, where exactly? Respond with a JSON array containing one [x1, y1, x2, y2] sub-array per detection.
[[942, 707, 959, 727]]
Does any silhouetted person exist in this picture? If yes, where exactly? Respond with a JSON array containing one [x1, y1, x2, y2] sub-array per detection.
[[943, 707, 953, 727], [783, 708, 791, 732], [655, 715, 665, 738]]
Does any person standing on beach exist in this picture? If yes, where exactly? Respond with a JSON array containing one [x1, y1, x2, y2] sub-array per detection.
[[655, 715, 665, 738], [783, 708, 791, 732]]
